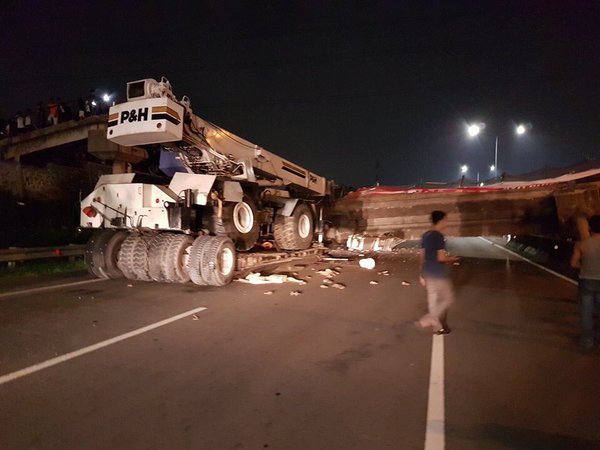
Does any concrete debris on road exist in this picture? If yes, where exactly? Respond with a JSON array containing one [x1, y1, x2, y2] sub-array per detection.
[[377, 270, 390, 276], [346, 233, 406, 252], [401, 281, 411, 286], [322, 279, 334, 286], [370, 280, 379, 285], [237, 272, 306, 285], [331, 283, 346, 290], [127, 284, 133, 287], [316, 268, 340, 278], [359, 258, 376, 270], [320, 284, 329, 289], [264, 290, 275, 295], [290, 290, 302, 296]]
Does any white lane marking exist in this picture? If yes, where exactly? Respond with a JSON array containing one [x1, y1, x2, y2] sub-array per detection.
[[0, 278, 107, 299], [0, 306, 207, 386], [478, 237, 577, 286], [425, 334, 445, 450]]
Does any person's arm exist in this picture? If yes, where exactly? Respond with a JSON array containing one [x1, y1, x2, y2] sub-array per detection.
[[436, 234, 459, 263], [419, 249, 427, 286], [571, 242, 582, 269], [437, 249, 460, 263]]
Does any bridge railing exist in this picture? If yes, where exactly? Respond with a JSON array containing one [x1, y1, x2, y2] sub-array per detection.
[[1, 98, 110, 138]]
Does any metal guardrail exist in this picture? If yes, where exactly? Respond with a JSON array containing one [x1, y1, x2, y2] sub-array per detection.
[[0, 245, 86, 263]]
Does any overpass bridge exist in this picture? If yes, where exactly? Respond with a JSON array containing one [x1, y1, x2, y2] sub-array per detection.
[[0, 116, 147, 171]]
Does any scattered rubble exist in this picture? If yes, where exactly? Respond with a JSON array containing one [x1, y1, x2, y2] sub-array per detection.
[[370, 280, 379, 285], [401, 281, 411, 286], [127, 284, 133, 287], [290, 290, 302, 296], [322, 278, 334, 286], [237, 272, 306, 285], [347, 234, 406, 252], [359, 258, 376, 270], [264, 290, 275, 295], [331, 283, 346, 290], [316, 268, 340, 278], [320, 284, 329, 289], [377, 270, 390, 276]]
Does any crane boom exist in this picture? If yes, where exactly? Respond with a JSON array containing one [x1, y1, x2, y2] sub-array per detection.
[[107, 77, 327, 196]]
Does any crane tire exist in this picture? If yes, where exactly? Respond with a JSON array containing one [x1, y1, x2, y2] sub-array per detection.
[[147, 233, 174, 282], [85, 230, 128, 279], [161, 234, 193, 283], [201, 236, 236, 286], [273, 203, 314, 250], [118, 234, 152, 281], [187, 235, 212, 286], [213, 195, 260, 252], [85, 230, 113, 279]]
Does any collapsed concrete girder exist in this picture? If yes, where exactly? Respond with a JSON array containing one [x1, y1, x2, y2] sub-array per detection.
[[327, 187, 562, 241]]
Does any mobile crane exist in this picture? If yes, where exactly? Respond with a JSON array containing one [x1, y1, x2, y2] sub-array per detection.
[[81, 77, 329, 286]]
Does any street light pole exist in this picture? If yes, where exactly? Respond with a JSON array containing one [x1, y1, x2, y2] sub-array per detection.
[[466, 122, 528, 180], [494, 136, 498, 175]]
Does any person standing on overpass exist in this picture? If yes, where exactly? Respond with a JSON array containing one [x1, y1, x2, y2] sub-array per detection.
[[416, 210, 460, 335], [571, 215, 600, 349]]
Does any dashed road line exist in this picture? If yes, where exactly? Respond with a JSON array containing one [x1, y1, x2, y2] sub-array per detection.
[[478, 236, 577, 286], [424, 334, 445, 450], [0, 278, 108, 299], [0, 306, 207, 386]]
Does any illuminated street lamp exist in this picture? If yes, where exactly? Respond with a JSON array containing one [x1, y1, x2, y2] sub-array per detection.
[[466, 122, 529, 176], [467, 124, 481, 137], [460, 164, 469, 174], [102, 93, 111, 103]]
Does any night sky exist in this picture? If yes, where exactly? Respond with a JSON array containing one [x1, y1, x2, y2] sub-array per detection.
[[1, 2, 598, 187]]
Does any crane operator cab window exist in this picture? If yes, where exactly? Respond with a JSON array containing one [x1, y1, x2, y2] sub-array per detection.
[[127, 80, 147, 101]]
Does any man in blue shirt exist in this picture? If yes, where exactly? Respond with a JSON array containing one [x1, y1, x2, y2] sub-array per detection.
[[417, 210, 459, 334]]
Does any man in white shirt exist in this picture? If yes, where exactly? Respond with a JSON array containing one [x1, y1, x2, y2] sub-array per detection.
[[571, 215, 600, 349]]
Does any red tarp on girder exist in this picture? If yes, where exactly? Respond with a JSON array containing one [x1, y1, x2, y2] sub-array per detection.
[[348, 186, 504, 197], [349, 167, 600, 197]]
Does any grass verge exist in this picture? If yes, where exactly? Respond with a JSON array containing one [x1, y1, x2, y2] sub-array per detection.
[[0, 258, 88, 290]]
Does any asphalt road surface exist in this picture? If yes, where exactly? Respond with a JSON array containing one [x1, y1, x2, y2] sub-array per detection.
[[1, 237, 599, 450]]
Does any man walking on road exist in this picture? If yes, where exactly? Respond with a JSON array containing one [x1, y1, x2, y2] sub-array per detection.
[[571, 215, 600, 349], [417, 210, 459, 335]]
